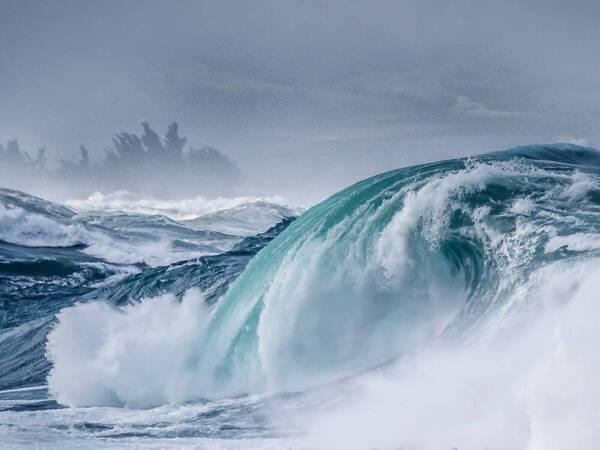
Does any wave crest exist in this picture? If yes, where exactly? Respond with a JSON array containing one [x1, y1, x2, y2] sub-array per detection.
[[47, 145, 600, 408]]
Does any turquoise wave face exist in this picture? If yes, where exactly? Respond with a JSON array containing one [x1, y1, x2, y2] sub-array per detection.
[[176, 144, 600, 398]]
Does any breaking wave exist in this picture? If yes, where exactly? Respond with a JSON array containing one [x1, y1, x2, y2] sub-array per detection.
[[48, 145, 600, 414], [3, 144, 600, 448]]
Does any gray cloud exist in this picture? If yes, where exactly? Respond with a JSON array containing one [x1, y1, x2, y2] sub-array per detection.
[[1, 0, 599, 203]]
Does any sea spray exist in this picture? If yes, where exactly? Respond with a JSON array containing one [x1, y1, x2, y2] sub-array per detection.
[[47, 289, 211, 408]]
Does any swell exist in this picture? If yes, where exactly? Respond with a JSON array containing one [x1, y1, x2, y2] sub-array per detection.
[[46, 143, 600, 406]]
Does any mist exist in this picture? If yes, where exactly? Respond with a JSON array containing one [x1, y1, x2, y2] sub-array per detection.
[[2, 0, 600, 205], [0, 122, 240, 200]]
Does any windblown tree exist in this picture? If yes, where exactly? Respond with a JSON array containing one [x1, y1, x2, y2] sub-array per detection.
[[100, 122, 239, 196], [52, 146, 96, 196], [1, 140, 32, 166], [0, 123, 240, 197], [0, 140, 47, 173], [0, 140, 51, 195]]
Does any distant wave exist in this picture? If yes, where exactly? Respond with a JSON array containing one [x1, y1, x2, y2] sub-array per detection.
[[66, 191, 303, 232], [0, 189, 300, 266], [0, 202, 88, 248]]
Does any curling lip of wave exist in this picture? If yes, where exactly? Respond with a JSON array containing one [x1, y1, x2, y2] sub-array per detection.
[[46, 143, 600, 408]]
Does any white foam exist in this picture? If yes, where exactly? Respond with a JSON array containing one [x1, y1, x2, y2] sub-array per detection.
[[47, 289, 211, 408], [301, 261, 600, 450], [511, 197, 535, 215], [561, 171, 596, 200], [0, 205, 203, 266], [83, 236, 192, 267], [0, 203, 88, 247], [545, 233, 600, 253], [43, 259, 594, 448]]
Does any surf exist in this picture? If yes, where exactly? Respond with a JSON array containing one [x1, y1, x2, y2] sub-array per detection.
[[45, 144, 600, 412]]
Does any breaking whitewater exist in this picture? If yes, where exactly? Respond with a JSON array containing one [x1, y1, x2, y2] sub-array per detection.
[[2, 144, 600, 449]]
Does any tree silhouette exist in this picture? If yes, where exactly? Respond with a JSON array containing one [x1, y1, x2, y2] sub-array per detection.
[[0, 122, 240, 197]]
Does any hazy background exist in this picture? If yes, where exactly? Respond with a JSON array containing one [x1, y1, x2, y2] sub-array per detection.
[[1, 0, 600, 205]]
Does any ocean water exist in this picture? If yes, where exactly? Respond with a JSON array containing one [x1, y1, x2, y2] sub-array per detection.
[[2, 144, 600, 449]]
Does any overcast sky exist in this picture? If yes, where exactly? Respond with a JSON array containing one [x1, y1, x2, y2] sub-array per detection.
[[1, 0, 600, 203]]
